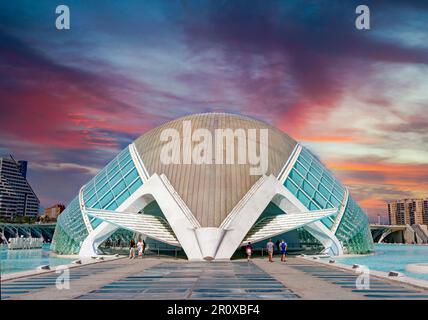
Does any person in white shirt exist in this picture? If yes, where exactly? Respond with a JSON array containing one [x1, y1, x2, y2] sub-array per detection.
[[137, 238, 144, 259]]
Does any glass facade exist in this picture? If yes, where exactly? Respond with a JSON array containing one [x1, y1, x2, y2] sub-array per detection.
[[52, 146, 144, 254], [335, 196, 374, 253], [284, 147, 345, 229], [51, 196, 88, 254], [283, 146, 373, 254], [82, 148, 143, 229]]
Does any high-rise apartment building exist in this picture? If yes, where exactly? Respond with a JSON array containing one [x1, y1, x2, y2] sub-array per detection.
[[388, 199, 428, 225], [0, 156, 40, 220], [44, 204, 65, 221]]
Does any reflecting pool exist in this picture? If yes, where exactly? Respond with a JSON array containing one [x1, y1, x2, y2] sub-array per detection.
[[336, 244, 428, 281], [0, 244, 74, 275]]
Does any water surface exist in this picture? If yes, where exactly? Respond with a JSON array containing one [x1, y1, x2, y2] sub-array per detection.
[[336, 244, 428, 281], [0, 244, 73, 275]]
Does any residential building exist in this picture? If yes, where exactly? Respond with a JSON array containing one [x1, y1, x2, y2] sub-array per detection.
[[0, 157, 40, 220]]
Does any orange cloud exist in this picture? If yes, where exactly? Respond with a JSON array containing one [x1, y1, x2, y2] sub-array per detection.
[[358, 198, 386, 210], [327, 161, 428, 177], [297, 136, 355, 142]]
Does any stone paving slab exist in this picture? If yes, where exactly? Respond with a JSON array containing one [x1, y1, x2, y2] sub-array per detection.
[[1, 257, 163, 300], [2, 256, 428, 300], [253, 257, 428, 300], [75, 260, 300, 300]]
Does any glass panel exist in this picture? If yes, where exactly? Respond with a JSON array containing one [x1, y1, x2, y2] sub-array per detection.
[[124, 168, 139, 185], [106, 201, 118, 210], [298, 156, 310, 169], [121, 160, 134, 175], [300, 149, 312, 163], [309, 201, 320, 210], [284, 178, 298, 195], [289, 169, 303, 187], [99, 191, 114, 208], [325, 202, 334, 209], [112, 180, 126, 196], [91, 218, 103, 229], [108, 170, 122, 188], [307, 171, 319, 187], [314, 191, 327, 208], [330, 195, 341, 207], [297, 190, 310, 207], [320, 176, 333, 190], [91, 202, 101, 209], [97, 182, 110, 199], [95, 176, 108, 190], [311, 162, 323, 176], [118, 150, 130, 162], [309, 165, 322, 180], [128, 178, 142, 194], [116, 190, 130, 205], [318, 183, 330, 198], [332, 187, 344, 200], [84, 183, 95, 197], [85, 194, 98, 207], [321, 173, 334, 186], [95, 170, 107, 184], [321, 217, 334, 229], [107, 163, 120, 176], [302, 180, 315, 197], [295, 161, 308, 175]]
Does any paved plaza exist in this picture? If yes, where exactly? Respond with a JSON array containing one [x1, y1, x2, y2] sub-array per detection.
[[2, 256, 428, 300]]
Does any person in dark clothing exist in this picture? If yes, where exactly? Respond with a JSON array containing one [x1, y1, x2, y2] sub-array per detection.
[[280, 239, 288, 262], [275, 239, 280, 252], [129, 239, 136, 259]]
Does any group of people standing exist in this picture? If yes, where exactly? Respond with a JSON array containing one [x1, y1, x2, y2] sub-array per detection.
[[245, 238, 287, 262], [129, 238, 145, 259]]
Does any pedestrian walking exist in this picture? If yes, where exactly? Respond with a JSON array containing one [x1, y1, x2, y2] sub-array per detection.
[[280, 239, 287, 262], [129, 239, 136, 259], [266, 239, 274, 262], [245, 242, 253, 262], [137, 238, 144, 259]]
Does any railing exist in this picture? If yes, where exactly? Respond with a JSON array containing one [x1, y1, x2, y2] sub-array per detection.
[[146, 247, 183, 259], [101, 242, 184, 259], [86, 208, 180, 246]]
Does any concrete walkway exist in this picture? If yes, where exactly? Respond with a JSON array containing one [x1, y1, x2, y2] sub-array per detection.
[[1, 257, 162, 300], [76, 260, 300, 300], [253, 257, 363, 299], [2, 256, 428, 300], [253, 256, 428, 300]]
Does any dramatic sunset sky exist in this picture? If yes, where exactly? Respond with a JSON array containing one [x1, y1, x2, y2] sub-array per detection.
[[1, 1, 427, 222]]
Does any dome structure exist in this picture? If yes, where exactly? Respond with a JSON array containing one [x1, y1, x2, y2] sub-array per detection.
[[52, 113, 374, 260], [134, 113, 297, 227]]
